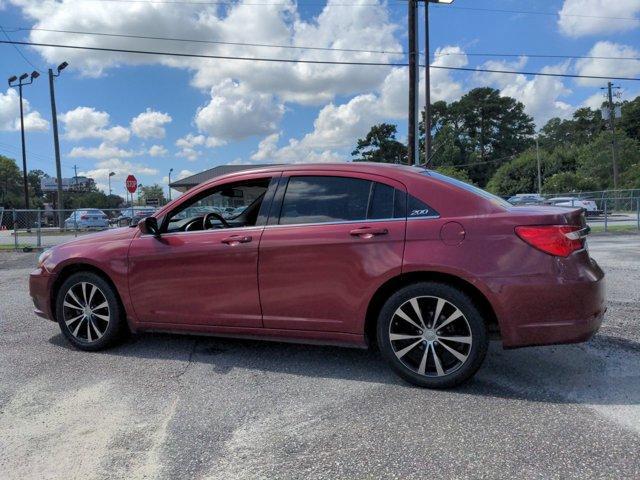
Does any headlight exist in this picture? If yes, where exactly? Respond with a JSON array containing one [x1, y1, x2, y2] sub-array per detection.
[[37, 249, 52, 269]]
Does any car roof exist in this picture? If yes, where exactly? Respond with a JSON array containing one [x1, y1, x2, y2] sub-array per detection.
[[196, 162, 426, 187]]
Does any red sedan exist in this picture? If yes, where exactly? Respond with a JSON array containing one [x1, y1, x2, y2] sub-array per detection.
[[29, 164, 605, 388]]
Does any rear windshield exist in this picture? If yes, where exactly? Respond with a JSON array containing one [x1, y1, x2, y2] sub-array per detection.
[[425, 171, 512, 209]]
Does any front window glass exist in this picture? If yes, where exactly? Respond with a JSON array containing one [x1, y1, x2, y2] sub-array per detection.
[[165, 178, 270, 232]]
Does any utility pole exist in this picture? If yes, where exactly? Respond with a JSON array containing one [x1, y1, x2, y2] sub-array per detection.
[[73, 165, 79, 189], [605, 81, 620, 190], [168, 168, 174, 201], [408, 0, 419, 166], [536, 136, 542, 194], [424, 1, 431, 164], [48, 62, 68, 228]]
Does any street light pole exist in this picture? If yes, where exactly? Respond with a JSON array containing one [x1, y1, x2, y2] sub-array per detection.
[[168, 168, 174, 201], [425, 0, 454, 166], [48, 62, 68, 229], [108, 171, 115, 195], [9, 71, 39, 209]]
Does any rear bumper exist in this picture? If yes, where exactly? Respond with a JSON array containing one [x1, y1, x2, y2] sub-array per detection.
[[29, 268, 56, 321], [487, 257, 606, 348]]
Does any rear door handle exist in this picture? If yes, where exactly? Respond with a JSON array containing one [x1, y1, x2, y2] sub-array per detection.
[[349, 227, 389, 238], [221, 235, 252, 245]]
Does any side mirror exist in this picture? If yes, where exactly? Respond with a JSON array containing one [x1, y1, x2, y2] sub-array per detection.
[[139, 217, 160, 237]]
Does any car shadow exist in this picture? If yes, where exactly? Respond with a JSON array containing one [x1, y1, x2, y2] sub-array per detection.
[[48, 331, 640, 406]]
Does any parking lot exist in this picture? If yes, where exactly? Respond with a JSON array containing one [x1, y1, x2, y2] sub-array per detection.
[[0, 234, 639, 479]]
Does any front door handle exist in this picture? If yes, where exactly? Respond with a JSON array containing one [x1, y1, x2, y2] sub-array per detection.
[[349, 227, 389, 239], [221, 235, 252, 245]]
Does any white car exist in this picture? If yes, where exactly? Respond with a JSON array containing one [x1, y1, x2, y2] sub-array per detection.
[[546, 197, 601, 216]]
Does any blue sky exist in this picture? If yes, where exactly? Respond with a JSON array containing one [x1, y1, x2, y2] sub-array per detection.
[[0, 0, 639, 198]]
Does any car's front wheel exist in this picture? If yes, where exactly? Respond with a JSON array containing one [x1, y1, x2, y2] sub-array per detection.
[[55, 272, 126, 351], [377, 282, 488, 389]]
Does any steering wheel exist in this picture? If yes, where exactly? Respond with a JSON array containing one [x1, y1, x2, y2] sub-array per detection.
[[203, 211, 231, 229]]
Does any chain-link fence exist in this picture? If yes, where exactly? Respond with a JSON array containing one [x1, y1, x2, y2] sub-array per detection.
[[0, 196, 637, 252], [0, 207, 159, 251]]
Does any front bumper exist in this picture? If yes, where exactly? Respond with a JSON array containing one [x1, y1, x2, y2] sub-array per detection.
[[29, 268, 56, 321], [488, 256, 606, 348]]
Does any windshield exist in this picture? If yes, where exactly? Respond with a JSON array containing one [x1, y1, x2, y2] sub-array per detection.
[[426, 171, 512, 209]]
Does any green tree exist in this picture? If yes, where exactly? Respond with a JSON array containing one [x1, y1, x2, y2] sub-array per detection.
[[139, 184, 167, 205], [620, 96, 640, 141], [486, 149, 539, 196], [542, 172, 599, 194], [352, 123, 407, 163], [539, 107, 604, 151], [576, 130, 640, 189], [0, 155, 23, 207], [420, 88, 535, 186]]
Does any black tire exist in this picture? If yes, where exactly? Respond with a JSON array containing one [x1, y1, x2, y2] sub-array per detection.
[[55, 272, 126, 351], [377, 282, 488, 389]]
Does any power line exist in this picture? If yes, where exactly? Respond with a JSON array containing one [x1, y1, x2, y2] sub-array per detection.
[[0, 25, 44, 72], [425, 3, 640, 22], [9, 27, 407, 56], [434, 51, 640, 62], [2, 39, 639, 81], [9, 26, 640, 62]]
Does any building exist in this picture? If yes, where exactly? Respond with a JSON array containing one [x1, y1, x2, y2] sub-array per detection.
[[41, 176, 95, 192], [169, 164, 277, 193]]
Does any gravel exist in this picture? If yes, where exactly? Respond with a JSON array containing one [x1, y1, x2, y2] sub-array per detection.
[[0, 235, 639, 479]]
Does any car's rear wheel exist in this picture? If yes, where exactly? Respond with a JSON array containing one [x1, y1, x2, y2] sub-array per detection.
[[377, 282, 488, 389], [55, 272, 126, 351]]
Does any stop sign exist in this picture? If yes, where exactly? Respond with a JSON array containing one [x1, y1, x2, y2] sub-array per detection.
[[125, 174, 137, 193]]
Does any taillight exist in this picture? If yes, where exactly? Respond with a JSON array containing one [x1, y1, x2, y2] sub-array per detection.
[[515, 225, 585, 257]]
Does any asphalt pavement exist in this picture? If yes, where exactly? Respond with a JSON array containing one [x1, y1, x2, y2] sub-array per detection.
[[0, 235, 639, 479]]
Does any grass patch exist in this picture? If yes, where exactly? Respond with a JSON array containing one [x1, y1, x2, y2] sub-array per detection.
[[0, 244, 33, 251], [590, 224, 639, 234]]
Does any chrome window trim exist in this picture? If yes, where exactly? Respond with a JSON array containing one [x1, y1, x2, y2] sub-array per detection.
[[140, 214, 441, 237]]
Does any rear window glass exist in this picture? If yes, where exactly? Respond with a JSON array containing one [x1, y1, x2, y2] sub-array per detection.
[[368, 183, 406, 219], [426, 171, 511, 208], [280, 176, 371, 225]]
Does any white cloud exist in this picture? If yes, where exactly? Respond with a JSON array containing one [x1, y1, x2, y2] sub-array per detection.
[[15, 0, 401, 105], [162, 169, 195, 184], [251, 132, 344, 164], [575, 42, 640, 86], [59, 107, 130, 143], [79, 158, 159, 194], [473, 58, 574, 127], [148, 145, 169, 157], [131, 108, 172, 139], [558, 0, 640, 37], [0, 88, 49, 132], [195, 80, 284, 144], [175, 133, 206, 161], [69, 142, 137, 159]]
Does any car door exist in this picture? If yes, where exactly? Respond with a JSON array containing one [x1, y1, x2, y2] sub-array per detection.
[[258, 171, 407, 334], [127, 174, 277, 328]]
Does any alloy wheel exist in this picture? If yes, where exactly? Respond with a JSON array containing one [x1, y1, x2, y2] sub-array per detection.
[[388, 295, 472, 377], [62, 282, 110, 343]]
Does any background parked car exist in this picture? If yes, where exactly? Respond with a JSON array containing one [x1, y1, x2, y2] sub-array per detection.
[[115, 207, 157, 226], [545, 197, 601, 216], [507, 193, 545, 206], [64, 209, 109, 230]]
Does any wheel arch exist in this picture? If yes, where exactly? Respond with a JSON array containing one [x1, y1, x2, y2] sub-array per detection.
[[364, 271, 500, 348], [51, 263, 126, 323]]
